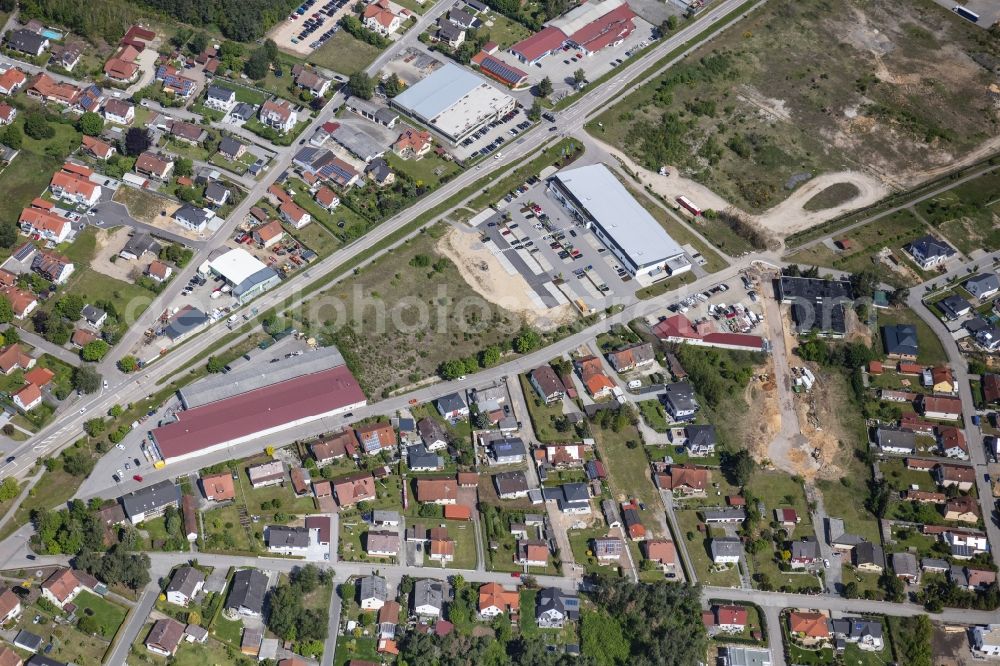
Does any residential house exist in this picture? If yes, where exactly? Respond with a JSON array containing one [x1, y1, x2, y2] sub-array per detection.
[[200, 472, 236, 501], [661, 382, 699, 422], [882, 325, 918, 360], [26, 72, 81, 106], [355, 421, 396, 454], [931, 366, 957, 394], [966, 273, 1000, 301], [436, 392, 469, 420], [489, 437, 527, 465], [852, 541, 885, 572], [938, 426, 969, 460], [363, 0, 409, 35], [830, 618, 884, 652], [0, 68, 27, 95], [475, 582, 519, 619], [607, 343, 655, 372], [259, 99, 298, 134], [225, 569, 268, 617], [314, 186, 340, 210], [642, 539, 677, 575], [412, 579, 444, 617], [0, 645, 19, 666], [710, 537, 742, 564], [788, 611, 831, 642], [935, 463, 975, 490], [891, 552, 919, 584], [379, 600, 400, 639], [49, 166, 101, 206], [549, 483, 591, 513], [166, 566, 205, 606], [407, 444, 443, 472], [253, 220, 285, 249], [119, 480, 180, 524], [437, 19, 466, 48], [104, 45, 141, 82], [950, 566, 997, 591], [359, 575, 388, 610], [937, 294, 972, 320], [204, 85, 237, 112], [790, 538, 820, 569], [6, 29, 49, 57], [575, 355, 614, 399], [515, 540, 548, 567], [19, 207, 71, 244], [529, 365, 565, 403], [393, 128, 432, 159], [205, 182, 230, 206], [146, 260, 172, 283], [535, 588, 579, 628], [247, 461, 285, 488], [494, 470, 529, 499], [218, 136, 246, 161], [41, 569, 83, 609], [293, 66, 331, 96], [685, 424, 717, 456], [81, 304, 107, 329], [103, 99, 134, 125], [944, 496, 981, 523], [416, 477, 458, 505], [622, 502, 645, 540], [81, 134, 114, 160], [311, 430, 356, 464], [172, 204, 214, 233], [135, 152, 174, 180], [266, 526, 312, 555], [145, 618, 185, 657], [876, 428, 916, 455], [656, 464, 708, 495], [714, 605, 749, 633], [0, 345, 34, 375], [972, 625, 1000, 657], [0, 588, 22, 624], [331, 472, 376, 507], [943, 531, 989, 559], [775, 508, 800, 528], [585, 534, 620, 562], [703, 508, 746, 524], [907, 234, 955, 270], [545, 444, 583, 467], [919, 395, 962, 420], [417, 418, 448, 451]]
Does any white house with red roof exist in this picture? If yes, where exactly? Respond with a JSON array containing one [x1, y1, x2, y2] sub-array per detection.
[[260, 99, 298, 134], [0, 103, 16, 125], [49, 162, 101, 206], [363, 0, 411, 35], [41, 568, 85, 609]]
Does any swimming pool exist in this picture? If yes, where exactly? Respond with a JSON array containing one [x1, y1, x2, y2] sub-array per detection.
[[40, 28, 63, 40]]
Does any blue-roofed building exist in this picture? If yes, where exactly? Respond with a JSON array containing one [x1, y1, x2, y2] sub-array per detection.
[[164, 306, 209, 342]]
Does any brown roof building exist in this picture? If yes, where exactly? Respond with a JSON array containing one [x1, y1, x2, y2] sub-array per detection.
[[332, 472, 376, 507], [200, 472, 236, 501], [416, 477, 458, 504]]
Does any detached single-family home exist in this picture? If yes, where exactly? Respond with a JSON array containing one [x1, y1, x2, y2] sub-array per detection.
[[166, 566, 206, 606], [224, 569, 268, 617], [876, 428, 916, 455], [146, 618, 185, 657], [259, 99, 298, 134], [0, 587, 22, 624], [41, 569, 84, 609], [119, 480, 180, 524], [661, 382, 699, 422], [966, 273, 1000, 301], [332, 472, 376, 507], [535, 588, 579, 628], [882, 325, 918, 360], [247, 461, 285, 488], [416, 477, 457, 505], [831, 617, 884, 652], [6, 29, 49, 57], [710, 537, 742, 564], [355, 421, 396, 454], [359, 575, 388, 610], [937, 294, 972, 320], [103, 98, 134, 125], [938, 426, 969, 460], [417, 418, 448, 451], [643, 539, 678, 575], [436, 392, 469, 420], [790, 538, 820, 569], [891, 551, 920, 584], [413, 579, 444, 617], [393, 128, 432, 159], [788, 611, 831, 642], [529, 365, 565, 404], [907, 234, 955, 270], [852, 541, 885, 573], [135, 152, 174, 180], [205, 85, 237, 112], [607, 343, 655, 373], [363, 0, 409, 35]]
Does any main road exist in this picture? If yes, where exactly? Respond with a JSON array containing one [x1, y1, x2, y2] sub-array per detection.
[[0, 0, 760, 489]]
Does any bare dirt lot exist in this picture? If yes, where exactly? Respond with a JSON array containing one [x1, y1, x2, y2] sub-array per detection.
[[90, 226, 140, 283], [112, 187, 199, 240], [591, 0, 1000, 233], [436, 226, 576, 331]]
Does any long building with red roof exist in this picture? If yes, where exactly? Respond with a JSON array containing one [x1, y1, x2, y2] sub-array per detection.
[[150, 365, 366, 464], [509, 0, 635, 64], [652, 314, 767, 352]]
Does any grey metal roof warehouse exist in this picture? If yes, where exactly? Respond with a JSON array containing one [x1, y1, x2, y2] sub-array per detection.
[[178, 346, 346, 409], [550, 164, 687, 274]]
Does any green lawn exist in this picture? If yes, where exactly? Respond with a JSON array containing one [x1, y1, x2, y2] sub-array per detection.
[[917, 170, 1000, 254], [206, 79, 270, 106], [636, 399, 669, 432], [480, 12, 532, 48], [591, 423, 658, 509], [816, 477, 880, 545], [283, 178, 375, 243], [284, 218, 340, 258], [202, 502, 256, 553], [675, 509, 742, 587], [74, 590, 127, 639], [385, 152, 462, 189], [518, 374, 566, 443], [310, 31, 382, 75], [335, 636, 379, 666], [446, 519, 478, 569], [567, 526, 625, 577]]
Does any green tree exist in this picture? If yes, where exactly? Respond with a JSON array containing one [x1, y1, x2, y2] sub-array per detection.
[[478, 345, 501, 367], [0, 477, 18, 501], [77, 111, 105, 136], [439, 358, 466, 380], [73, 365, 102, 394], [0, 295, 12, 324], [243, 47, 271, 79], [206, 356, 226, 373], [382, 74, 404, 97], [348, 72, 375, 100], [581, 610, 629, 666], [573, 68, 586, 85], [84, 418, 107, 437], [55, 294, 85, 321], [24, 112, 54, 140], [81, 340, 110, 362], [174, 157, 194, 177], [527, 99, 542, 121], [0, 124, 22, 150], [513, 329, 541, 353], [537, 76, 553, 98], [117, 356, 139, 373], [721, 449, 755, 487]]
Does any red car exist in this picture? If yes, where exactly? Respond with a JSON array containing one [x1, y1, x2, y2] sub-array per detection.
[[133, 474, 143, 482], [510, 572, 521, 578]]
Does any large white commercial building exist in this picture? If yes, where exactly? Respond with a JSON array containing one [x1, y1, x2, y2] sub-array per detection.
[[391, 62, 516, 143], [202, 248, 281, 305], [549, 164, 691, 280]]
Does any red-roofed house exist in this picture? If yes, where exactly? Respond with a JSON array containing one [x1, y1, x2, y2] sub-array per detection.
[[19, 207, 71, 243], [41, 568, 84, 608], [24, 367, 54, 389], [12, 382, 42, 411], [714, 605, 748, 633], [478, 582, 519, 618], [253, 220, 285, 248], [314, 186, 340, 210], [0, 103, 15, 125], [332, 472, 376, 507], [146, 260, 172, 283], [642, 539, 677, 574], [0, 587, 22, 624], [260, 99, 298, 133], [0, 345, 33, 375], [575, 355, 614, 399], [81, 134, 115, 160], [0, 68, 27, 95], [279, 200, 311, 229], [363, 0, 409, 35], [393, 128, 432, 159], [50, 167, 101, 206], [788, 611, 830, 641]]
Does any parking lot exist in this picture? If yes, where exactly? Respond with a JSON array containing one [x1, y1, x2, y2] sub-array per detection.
[[659, 272, 766, 333], [470, 177, 645, 311], [268, 0, 352, 56], [452, 106, 535, 162]]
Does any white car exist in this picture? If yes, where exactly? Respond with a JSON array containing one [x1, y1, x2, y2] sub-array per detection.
[[79, 407, 86, 414], [823, 559, 830, 568], [115, 443, 125, 450], [103, 380, 109, 389]]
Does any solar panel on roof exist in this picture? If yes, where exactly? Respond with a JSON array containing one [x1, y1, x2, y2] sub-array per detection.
[[480, 56, 526, 85]]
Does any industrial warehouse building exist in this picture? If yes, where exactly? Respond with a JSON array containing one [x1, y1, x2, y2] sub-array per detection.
[[391, 63, 516, 143], [548, 164, 691, 280], [150, 350, 367, 465], [200, 248, 281, 305]]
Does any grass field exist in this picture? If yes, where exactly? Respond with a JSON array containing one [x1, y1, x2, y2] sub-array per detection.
[[283, 177, 375, 243], [591, 423, 659, 510], [74, 590, 127, 639], [917, 170, 1000, 254], [318, 225, 526, 397], [336, 636, 379, 666], [385, 152, 462, 189], [480, 12, 533, 48], [588, 0, 1000, 213], [518, 374, 566, 442], [113, 186, 171, 224], [310, 31, 382, 74], [816, 477, 880, 545]]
